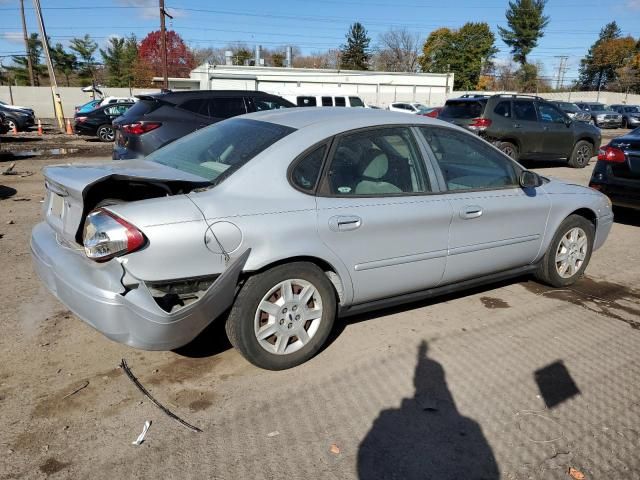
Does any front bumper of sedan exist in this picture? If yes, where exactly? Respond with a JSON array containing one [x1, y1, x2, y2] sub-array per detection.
[[31, 221, 249, 350]]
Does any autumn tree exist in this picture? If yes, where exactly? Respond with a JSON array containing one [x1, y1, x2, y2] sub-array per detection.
[[137, 30, 195, 85], [340, 22, 371, 70], [578, 22, 621, 90], [498, 0, 549, 66], [419, 23, 497, 90]]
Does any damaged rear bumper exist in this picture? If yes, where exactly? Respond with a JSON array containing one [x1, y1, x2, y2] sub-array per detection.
[[30, 222, 249, 350]]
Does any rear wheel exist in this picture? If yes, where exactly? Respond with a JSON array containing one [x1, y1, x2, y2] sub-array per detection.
[[498, 141, 519, 161], [97, 124, 115, 142], [535, 214, 594, 288], [568, 140, 593, 168], [225, 262, 337, 370], [6, 119, 17, 131]]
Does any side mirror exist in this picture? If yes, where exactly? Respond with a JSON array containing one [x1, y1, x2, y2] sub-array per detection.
[[520, 170, 543, 189]]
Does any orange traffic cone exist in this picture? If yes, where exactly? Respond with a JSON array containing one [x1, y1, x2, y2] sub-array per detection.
[[37, 119, 43, 135], [65, 118, 73, 135], [11, 122, 18, 134]]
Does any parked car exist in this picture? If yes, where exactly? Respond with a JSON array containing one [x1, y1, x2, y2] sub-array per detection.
[[75, 102, 134, 142], [75, 99, 101, 114], [439, 94, 601, 168], [112, 90, 293, 159], [550, 101, 591, 123], [281, 94, 365, 108], [31, 109, 613, 369], [608, 104, 640, 129], [574, 102, 623, 128], [0, 101, 35, 131], [589, 128, 640, 210], [388, 102, 432, 115], [0, 111, 8, 135]]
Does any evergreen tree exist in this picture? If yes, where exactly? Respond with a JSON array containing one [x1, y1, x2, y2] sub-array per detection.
[[577, 21, 622, 90], [70, 34, 98, 82], [340, 22, 371, 70], [100, 35, 138, 87], [7, 33, 46, 86], [50, 43, 77, 87], [498, 0, 549, 66]]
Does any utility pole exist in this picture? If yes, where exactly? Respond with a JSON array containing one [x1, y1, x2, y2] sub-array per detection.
[[554, 56, 568, 90], [19, 0, 35, 86], [159, 0, 173, 91], [32, 0, 64, 130]]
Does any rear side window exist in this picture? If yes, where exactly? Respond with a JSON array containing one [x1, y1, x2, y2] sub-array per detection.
[[291, 145, 327, 192], [335, 97, 346, 107], [321, 97, 333, 106], [440, 100, 485, 119], [180, 98, 207, 115], [297, 96, 317, 107], [513, 101, 537, 121], [146, 118, 295, 183], [206, 97, 247, 119], [493, 101, 511, 118], [349, 96, 365, 107], [119, 99, 160, 119]]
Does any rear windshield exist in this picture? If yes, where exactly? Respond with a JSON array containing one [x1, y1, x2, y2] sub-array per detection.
[[440, 100, 486, 119], [146, 118, 295, 183]]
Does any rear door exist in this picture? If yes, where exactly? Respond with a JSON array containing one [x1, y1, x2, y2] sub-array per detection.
[[512, 100, 544, 157], [536, 102, 575, 158], [315, 126, 451, 304], [418, 126, 550, 284]]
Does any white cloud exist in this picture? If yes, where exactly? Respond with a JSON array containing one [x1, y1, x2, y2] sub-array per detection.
[[1, 32, 24, 44], [628, 0, 640, 9]]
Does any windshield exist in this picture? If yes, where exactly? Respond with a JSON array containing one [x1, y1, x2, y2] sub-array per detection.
[[147, 118, 295, 182], [440, 100, 486, 119], [627, 106, 640, 113], [588, 104, 605, 110]]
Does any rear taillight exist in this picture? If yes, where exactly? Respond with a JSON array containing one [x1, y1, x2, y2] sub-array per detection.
[[597, 145, 626, 163], [75, 116, 87, 123], [469, 117, 492, 131], [121, 121, 162, 135], [83, 208, 145, 262]]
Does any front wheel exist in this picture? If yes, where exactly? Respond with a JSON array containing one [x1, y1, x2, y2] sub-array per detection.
[[6, 119, 17, 131], [225, 262, 337, 370], [535, 214, 595, 288], [568, 140, 593, 168], [97, 124, 115, 142]]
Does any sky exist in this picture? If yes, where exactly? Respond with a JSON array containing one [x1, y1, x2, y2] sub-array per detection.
[[0, 0, 639, 85]]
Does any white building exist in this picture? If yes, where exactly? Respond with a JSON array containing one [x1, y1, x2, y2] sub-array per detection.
[[156, 64, 454, 108]]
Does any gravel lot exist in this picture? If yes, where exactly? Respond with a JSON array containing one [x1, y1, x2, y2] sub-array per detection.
[[1, 129, 639, 479]]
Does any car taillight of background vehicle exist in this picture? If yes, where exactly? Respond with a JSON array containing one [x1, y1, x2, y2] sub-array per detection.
[[425, 109, 440, 118], [468, 117, 492, 131], [75, 116, 88, 123], [83, 209, 145, 262], [597, 145, 626, 163], [121, 122, 162, 135]]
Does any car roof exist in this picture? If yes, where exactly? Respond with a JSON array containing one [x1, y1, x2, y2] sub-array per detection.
[[241, 107, 441, 130], [138, 90, 284, 102]]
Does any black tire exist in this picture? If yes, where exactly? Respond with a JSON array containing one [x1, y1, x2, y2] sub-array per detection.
[[225, 262, 337, 370], [568, 140, 593, 168], [623, 118, 629, 129], [498, 141, 519, 161], [6, 119, 17, 131], [535, 214, 595, 288], [97, 124, 115, 142]]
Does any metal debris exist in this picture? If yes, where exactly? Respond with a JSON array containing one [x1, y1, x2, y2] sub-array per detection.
[[132, 420, 152, 446], [61, 380, 89, 400], [120, 358, 202, 433]]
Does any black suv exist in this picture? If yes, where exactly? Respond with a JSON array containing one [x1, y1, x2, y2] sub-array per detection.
[[112, 90, 293, 159], [439, 94, 601, 168]]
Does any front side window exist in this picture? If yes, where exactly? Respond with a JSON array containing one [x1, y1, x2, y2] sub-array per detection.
[[349, 96, 365, 107], [334, 97, 346, 107], [325, 127, 430, 196], [147, 118, 295, 183], [420, 127, 518, 191], [513, 101, 537, 122], [291, 145, 327, 192], [537, 103, 566, 123]]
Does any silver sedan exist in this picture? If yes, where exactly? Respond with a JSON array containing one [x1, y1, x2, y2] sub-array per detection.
[[31, 108, 614, 369]]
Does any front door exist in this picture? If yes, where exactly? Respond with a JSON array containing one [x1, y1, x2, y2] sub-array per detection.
[[418, 126, 551, 285], [536, 102, 575, 158], [315, 126, 452, 304]]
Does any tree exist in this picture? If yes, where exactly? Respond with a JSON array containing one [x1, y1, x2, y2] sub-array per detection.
[[498, 0, 549, 66], [419, 23, 497, 90], [7, 33, 46, 86], [136, 30, 195, 85], [578, 21, 621, 90], [70, 34, 98, 82], [340, 22, 371, 70], [271, 52, 286, 67], [100, 35, 138, 87], [50, 43, 77, 87], [191, 47, 226, 66], [374, 28, 420, 72]]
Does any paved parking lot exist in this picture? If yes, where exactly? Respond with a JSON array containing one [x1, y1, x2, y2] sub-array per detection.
[[1, 131, 639, 479]]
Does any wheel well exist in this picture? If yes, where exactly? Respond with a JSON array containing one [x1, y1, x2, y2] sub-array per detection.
[[570, 208, 597, 228], [249, 256, 346, 304], [500, 138, 520, 151], [577, 137, 595, 147]]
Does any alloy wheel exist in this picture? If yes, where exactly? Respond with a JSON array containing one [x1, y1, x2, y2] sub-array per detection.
[[254, 279, 323, 355], [555, 227, 588, 279], [98, 126, 114, 142], [575, 144, 592, 166], [501, 145, 516, 159]]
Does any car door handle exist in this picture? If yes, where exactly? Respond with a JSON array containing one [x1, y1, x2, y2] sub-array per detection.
[[513, 123, 522, 128], [460, 205, 483, 220], [328, 215, 362, 232], [543, 126, 549, 131]]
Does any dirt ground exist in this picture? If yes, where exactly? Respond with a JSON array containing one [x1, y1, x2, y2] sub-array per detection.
[[1, 129, 639, 479]]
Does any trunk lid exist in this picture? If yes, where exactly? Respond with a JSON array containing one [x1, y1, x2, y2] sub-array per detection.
[[610, 133, 640, 179], [42, 160, 209, 244]]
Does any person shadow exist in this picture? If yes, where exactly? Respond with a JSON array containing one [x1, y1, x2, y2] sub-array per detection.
[[357, 340, 499, 480]]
